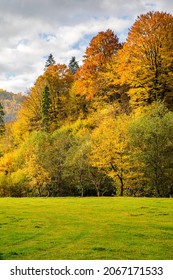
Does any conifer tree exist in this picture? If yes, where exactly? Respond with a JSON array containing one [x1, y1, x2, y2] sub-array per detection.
[[44, 53, 56, 69], [0, 102, 5, 136], [68, 56, 79, 75], [41, 86, 51, 132]]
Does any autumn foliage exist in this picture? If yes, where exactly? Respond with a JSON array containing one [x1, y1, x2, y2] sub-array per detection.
[[74, 29, 122, 100], [1, 11, 173, 197], [117, 11, 173, 107]]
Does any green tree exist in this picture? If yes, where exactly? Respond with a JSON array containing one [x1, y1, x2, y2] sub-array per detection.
[[64, 129, 91, 197], [0, 102, 5, 136], [9, 169, 29, 197], [129, 102, 173, 197], [68, 56, 79, 75], [44, 53, 56, 69], [41, 85, 51, 132], [40, 127, 73, 196]]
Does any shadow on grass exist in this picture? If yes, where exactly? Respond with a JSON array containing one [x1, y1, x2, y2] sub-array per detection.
[[0, 253, 4, 260]]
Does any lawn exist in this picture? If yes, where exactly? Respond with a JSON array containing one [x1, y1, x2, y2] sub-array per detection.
[[0, 197, 173, 260]]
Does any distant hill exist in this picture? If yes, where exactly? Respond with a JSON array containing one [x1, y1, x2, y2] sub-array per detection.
[[0, 89, 24, 122]]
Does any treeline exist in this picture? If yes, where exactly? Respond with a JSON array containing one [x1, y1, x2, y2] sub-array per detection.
[[0, 11, 173, 197]]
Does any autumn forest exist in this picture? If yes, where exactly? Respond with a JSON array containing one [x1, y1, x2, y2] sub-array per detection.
[[0, 11, 173, 198]]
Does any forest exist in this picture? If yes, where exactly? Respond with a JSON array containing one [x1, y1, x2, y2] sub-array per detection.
[[0, 11, 173, 198]]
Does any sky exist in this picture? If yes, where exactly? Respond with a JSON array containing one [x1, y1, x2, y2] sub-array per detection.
[[0, 0, 173, 94]]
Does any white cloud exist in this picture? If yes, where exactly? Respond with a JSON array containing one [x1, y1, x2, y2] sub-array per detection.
[[0, 0, 173, 93]]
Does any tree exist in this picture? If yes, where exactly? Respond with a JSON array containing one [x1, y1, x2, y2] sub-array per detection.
[[16, 83, 43, 132], [74, 29, 122, 102], [44, 64, 74, 129], [44, 53, 56, 69], [0, 102, 5, 136], [41, 85, 51, 132], [90, 107, 131, 196], [117, 11, 173, 108], [17, 131, 51, 196], [68, 56, 79, 75], [63, 120, 115, 197], [17, 63, 73, 133], [64, 128, 91, 197], [9, 169, 29, 197], [129, 102, 173, 197], [43, 128, 73, 196]]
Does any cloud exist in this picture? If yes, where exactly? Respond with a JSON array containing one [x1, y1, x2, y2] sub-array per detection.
[[0, 0, 173, 93]]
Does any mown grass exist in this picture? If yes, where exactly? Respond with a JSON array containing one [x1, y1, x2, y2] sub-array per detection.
[[0, 197, 173, 260]]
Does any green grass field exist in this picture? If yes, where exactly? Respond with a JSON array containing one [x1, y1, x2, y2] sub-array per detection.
[[0, 197, 173, 260]]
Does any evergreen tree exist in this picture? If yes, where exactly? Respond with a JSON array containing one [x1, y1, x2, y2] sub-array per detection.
[[68, 56, 79, 75], [0, 102, 5, 136], [44, 53, 56, 69], [41, 86, 51, 132]]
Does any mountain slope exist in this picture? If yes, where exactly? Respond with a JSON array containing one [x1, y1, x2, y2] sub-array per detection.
[[0, 89, 24, 122]]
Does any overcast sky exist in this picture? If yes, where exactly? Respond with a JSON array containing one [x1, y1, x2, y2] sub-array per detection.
[[0, 0, 173, 94]]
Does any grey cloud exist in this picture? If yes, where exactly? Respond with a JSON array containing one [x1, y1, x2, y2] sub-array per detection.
[[0, 0, 158, 25], [0, 0, 173, 93], [0, 0, 106, 25]]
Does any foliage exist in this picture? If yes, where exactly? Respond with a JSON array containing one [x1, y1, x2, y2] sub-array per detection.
[[90, 107, 131, 196], [117, 11, 173, 108], [74, 29, 122, 106], [16, 63, 73, 133], [129, 102, 173, 197], [16, 131, 51, 196], [9, 169, 30, 197], [1, 11, 173, 197]]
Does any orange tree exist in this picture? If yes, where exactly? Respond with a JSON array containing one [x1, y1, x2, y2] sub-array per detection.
[[74, 29, 122, 110]]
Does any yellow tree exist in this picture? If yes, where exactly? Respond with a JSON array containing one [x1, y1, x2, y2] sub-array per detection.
[[117, 11, 173, 108], [17, 63, 73, 134], [89, 108, 131, 196], [0, 150, 18, 176], [17, 131, 51, 196], [44, 64, 73, 129], [25, 153, 51, 196]]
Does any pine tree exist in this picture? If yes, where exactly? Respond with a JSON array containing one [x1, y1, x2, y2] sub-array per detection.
[[68, 56, 79, 75], [41, 86, 51, 132], [0, 102, 5, 136], [44, 53, 56, 69]]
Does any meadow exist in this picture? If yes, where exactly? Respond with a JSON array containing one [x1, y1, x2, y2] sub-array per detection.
[[0, 197, 173, 260]]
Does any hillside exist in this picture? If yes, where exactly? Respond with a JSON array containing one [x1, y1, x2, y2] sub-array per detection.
[[0, 89, 24, 122]]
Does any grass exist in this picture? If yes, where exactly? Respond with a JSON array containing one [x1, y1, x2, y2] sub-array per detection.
[[0, 197, 173, 260]]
